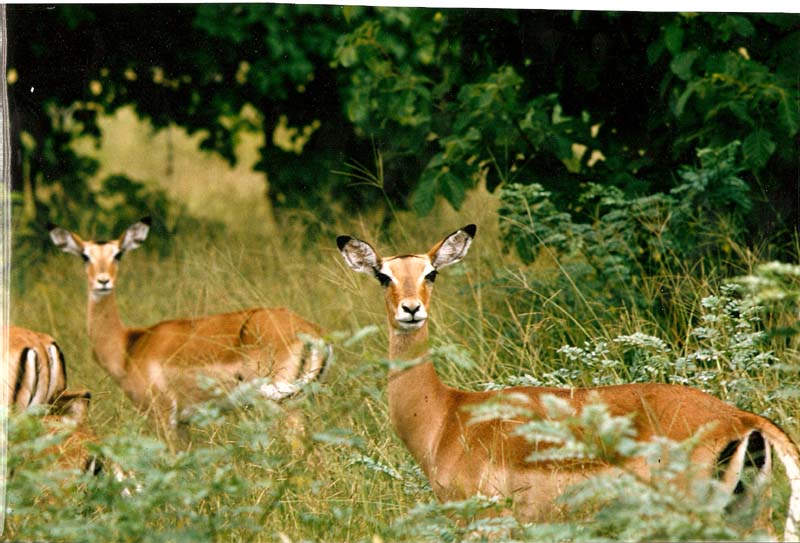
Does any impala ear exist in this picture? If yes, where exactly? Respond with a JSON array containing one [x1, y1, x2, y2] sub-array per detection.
[[337, 235, 381, 275], [428, 224, 476, 269], [50, 389, 92, 424], [119, 217, 151, 253], [48, 224, 85, 257]]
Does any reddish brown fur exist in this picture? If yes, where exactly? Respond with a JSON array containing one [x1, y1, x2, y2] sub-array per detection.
[[50, 220, 329, 434], [339, 226, 800, 535], [43, 389, 98, 472]]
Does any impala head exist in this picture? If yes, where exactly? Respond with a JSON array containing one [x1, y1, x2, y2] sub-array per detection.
[[48, 389, 93, 426], [48, 218, 151, 297], [337, 225, 476, 332]]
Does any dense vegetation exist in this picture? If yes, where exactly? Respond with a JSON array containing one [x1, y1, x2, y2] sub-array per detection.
[[7, 7, 799, 240], [5, 5, 800, 542]]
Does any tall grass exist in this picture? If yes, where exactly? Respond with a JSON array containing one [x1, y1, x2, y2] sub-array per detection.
[[6, 113, 800, 541]]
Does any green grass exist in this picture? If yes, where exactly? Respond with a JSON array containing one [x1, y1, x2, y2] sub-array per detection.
[[6, 112, 800, 542]]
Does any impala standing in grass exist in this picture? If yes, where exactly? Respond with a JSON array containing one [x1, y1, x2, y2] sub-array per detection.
[[49, 218, 331, 437], [337, 224, 800, 540]]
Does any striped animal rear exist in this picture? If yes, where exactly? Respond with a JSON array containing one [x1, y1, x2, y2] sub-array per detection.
[[6, 326, 68, 408], [258, 338, 333, 401], [713, 421, 800, 540], [10, 347, 38, 407]]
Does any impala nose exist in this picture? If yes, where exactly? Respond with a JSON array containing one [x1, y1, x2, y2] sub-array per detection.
[[95, 274, 112, 290], [396, 299, 427, 328]]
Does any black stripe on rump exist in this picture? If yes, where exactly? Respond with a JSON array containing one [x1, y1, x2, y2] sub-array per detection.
[[12, 348, 29, 404], [715, 432, 768, 495]]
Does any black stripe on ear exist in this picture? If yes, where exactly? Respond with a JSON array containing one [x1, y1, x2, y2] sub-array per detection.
[[462, 224, 477, 238], [85, 455, 105, 476], [140, 216, 152, 226], [12, 348, 29, 405], [336, 235, 353, 251]]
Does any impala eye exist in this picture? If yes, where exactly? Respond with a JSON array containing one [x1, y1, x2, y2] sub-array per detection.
[[80, 253, 90, 263], [425, 270, 438, 283], [113, 251, 123, 261], [375, 272, 392, 287]]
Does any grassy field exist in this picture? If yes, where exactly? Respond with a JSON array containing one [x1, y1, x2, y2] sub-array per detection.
[[6, 110, 800, 542]]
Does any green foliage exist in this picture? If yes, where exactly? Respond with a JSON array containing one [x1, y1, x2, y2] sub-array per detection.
[[739, 261, 800, 307], [483, 281, 784, 413], [387, 391, 776, 542], [512, 397, 761, 542], [662, 15, 799, 171], [497, 141, 752, 307], [8, 8, 799, 242], [6, 373, 366, 542]]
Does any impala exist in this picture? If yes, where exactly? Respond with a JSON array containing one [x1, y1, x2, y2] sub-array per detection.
[[44, 388, 102, 473], [49, 218, 331, 434], [337, 224, 800, 540], [6, 326, 67, 408], [5, 327, 114, 476]]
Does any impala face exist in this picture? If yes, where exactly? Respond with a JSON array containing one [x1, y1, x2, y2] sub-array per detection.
[[48, 218, 151, 298], [337, 224, 476, 332]]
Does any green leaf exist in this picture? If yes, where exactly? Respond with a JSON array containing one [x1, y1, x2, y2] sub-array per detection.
[[777, 91, 800, 136], [728, 15, 755, 38], [742, 130, 776, 169], [412, 168, 439, 216], [440, 171, 466, 210], [727, 101, 753, 126], [647, 40, 665, 65], [670, 50, 699, 81], [664, 24, 684, 55], [674, 80, 701, 117], [337, 45, 358, 68]]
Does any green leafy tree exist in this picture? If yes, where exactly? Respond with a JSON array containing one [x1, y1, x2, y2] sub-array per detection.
[[7, 7, 799, 241]]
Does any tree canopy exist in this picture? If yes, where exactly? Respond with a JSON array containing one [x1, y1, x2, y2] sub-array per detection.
[[7, 6, 799, 244]]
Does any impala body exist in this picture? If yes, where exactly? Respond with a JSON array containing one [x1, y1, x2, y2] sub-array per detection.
[[338, 224, 800, 539], [49, 218, 331, 433]]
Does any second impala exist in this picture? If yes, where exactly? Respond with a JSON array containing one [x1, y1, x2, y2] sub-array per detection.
[[49, 218, 331, 433]]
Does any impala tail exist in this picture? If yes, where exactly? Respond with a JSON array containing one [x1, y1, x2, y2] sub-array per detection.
[[715, 418, 800, 541], [760, 420, 800, 541]]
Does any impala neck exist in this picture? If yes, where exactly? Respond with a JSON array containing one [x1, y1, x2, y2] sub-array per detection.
[[87, 291, 129, 380], [387, 322, 450, 477]]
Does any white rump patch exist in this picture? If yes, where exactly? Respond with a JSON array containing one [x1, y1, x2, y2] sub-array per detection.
[[259, 381, 299, 401]]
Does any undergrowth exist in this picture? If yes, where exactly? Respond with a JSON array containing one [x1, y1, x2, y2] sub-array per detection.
[[5, 181, 800, 541]]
